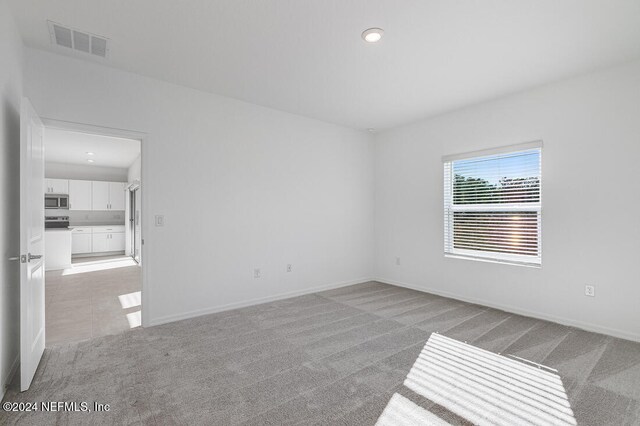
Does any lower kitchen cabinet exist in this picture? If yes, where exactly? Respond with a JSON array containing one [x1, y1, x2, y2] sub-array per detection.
[[92, 232, 110, 253], [71, 233, 92, 254], [108, 232, 125, 251], [92, 232, 125, 253], [72, 226, 126, 255]]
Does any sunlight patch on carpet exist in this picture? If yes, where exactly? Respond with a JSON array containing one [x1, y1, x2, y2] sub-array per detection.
[[377, 333, 576, 426]]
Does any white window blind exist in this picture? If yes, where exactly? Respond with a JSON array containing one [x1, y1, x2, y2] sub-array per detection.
[[443, 143, 542, 266]]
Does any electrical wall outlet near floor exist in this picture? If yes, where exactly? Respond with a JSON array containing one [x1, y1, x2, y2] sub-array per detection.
[[585, 285, 595, 297]]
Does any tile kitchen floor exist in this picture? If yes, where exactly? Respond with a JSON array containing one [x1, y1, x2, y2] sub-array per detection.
[[45, 255, 141, 346]]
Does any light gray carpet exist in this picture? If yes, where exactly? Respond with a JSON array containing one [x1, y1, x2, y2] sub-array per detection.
[[2, 281, 639, 425]]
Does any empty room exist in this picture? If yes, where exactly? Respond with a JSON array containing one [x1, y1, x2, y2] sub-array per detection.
[[1, 1, 639, 425]]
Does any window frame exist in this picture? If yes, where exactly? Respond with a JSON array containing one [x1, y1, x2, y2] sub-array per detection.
[[443, 142, 543, 267]]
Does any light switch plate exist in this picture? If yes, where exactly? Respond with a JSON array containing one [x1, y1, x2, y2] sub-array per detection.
[[155, 215, 164, 227]]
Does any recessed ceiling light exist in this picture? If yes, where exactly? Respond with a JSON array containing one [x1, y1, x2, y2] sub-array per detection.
[[367, 128, 376, 133], [86, 152, 94, 155], [362, 28, 384, 43], [87, 159, 94, 163]]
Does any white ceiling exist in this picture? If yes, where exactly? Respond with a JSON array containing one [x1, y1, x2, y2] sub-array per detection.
[[10, 0, 640, 130], [45, 128, 140, 168]]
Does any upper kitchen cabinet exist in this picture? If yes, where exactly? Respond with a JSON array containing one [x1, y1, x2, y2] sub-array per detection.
[[68, 180, 92, 210], [91, 181, 110, 210], [109, 182, 126, 211], [92, 181, 126, 211], [45, 178, 68, 194]]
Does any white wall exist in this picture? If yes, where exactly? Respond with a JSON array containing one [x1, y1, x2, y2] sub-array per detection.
[[0, 0, 23, 399], [45, 161, 128, 181], [25, 48, 375, 325], [374, 60, 640, 341], [128, 155, 141, 183]]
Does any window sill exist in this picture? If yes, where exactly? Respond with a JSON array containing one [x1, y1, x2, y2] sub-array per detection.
[[444, 253, 541, 269]]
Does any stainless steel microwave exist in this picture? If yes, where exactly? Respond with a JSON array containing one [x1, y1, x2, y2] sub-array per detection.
[[45, 194, 69, 209]]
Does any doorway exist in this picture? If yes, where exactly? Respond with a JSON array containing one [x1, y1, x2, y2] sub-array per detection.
[[40, 119, 145, 347]]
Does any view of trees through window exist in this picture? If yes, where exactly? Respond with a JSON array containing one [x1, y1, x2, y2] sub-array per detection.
[[445, 148, 541, 262], [453, 175, 540, 204]]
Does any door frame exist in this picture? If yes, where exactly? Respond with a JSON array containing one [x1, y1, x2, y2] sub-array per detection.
[[128, 183, 141, 264], [40, 118, 151, 327]]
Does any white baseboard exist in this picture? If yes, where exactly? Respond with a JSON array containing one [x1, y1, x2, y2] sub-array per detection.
[[375, 277, 640, 343], [1, 355, 19, 401], [148, 277, 374, 327]]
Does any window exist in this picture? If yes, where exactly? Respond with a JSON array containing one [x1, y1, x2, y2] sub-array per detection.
[[443, 141, 542, 266]]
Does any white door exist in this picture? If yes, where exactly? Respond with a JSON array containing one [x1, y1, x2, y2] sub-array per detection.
[[109, 182, 126, 211], [92, 181, 109, 210], [69, 180, 92, 210], [20, 98, 46, 391]]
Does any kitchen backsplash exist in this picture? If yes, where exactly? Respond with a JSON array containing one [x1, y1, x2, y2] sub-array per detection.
[[47, 209, 126, 226]]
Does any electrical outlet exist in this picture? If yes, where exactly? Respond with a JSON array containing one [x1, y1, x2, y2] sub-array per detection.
[[395, 257, 401, 266], [254, 268, 261, 279], [286, 264, 292, 273], [585, 285, 595, 297]]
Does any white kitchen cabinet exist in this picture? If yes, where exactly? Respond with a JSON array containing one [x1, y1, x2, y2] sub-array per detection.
[[108, 182, 126, 211], [69, 180, 92, 210], [108, 232, 126, 251], [92, 181, 110, 210], [92, 225, 123, 233], [71, 232, 92, 254], [45, 178, 68, 194], [92, 226, 125, 253], [92, 181, 126, 211], [92, 232, 110, 253]]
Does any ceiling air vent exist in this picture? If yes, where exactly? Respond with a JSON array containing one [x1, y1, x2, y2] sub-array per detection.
[[47, 21, 110, 58]]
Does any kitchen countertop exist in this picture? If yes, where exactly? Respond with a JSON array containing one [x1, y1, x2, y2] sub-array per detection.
[[69, 224, 126, 228], [45, 225, 126, 231]]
